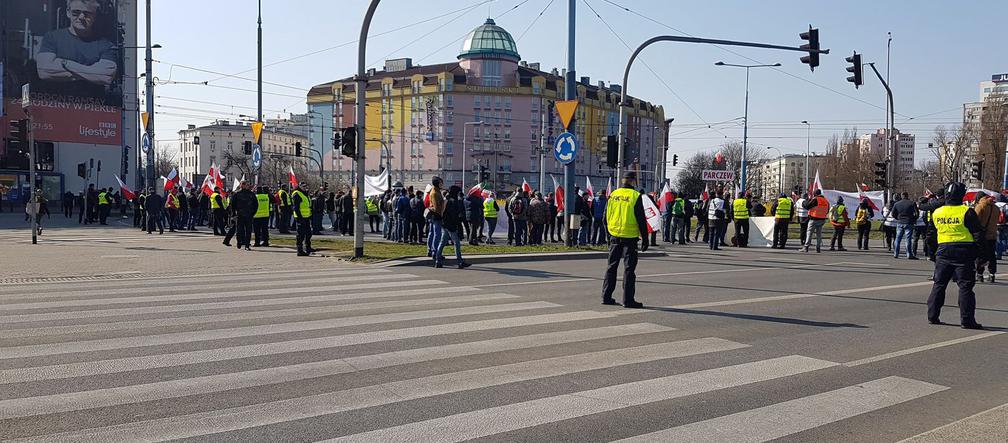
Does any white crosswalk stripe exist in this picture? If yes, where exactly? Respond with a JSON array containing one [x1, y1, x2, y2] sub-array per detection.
[[0, 269, 957, 442]]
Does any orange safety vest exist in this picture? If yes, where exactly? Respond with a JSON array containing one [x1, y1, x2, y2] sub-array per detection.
[[808, 196, 830, 219]]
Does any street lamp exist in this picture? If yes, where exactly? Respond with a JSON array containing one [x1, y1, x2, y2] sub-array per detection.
[[461, 121, 484, 190], [801, 120, 810, 191], [766, 146, 784, 196], [714, 61, 780, 192]]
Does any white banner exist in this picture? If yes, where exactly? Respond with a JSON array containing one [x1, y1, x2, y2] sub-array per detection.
[[642, 194, 662, 233], [821, 189, 884, 220], [363, 169, 390, 197], [702, 170, 735, 182]]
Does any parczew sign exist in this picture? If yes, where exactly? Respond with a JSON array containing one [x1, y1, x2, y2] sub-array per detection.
[[702, 170, 735, 182]]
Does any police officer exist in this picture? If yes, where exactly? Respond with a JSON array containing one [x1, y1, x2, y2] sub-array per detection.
[[210, 187, 226, 236], [601, 171, 649, 309], [771, 192, 793, 249], [732, 192, 750, 247], [292, 182, 314, 256], [253, 186, 271, 247], [230, 180, 258, 251], [97, 187, 110, 225], [277, 184, 292, 234], [927, 181, 984, 330]]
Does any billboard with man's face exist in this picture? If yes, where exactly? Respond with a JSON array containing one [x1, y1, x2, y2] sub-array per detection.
[[2, 0, 125, 145]]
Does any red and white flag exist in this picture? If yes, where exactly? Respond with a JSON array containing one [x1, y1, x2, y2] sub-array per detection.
[[288, 165, 298, 188], [585, 177, 594, 198], [551, 175, 565, 212], [201, 164, 216, 196], [467, 182, 483, 197], [808, 169, 823, 195], [700, 183, 710, 201], [521, 178, 533, 194], [605, 177, 613, 197], [423, 184, 433, 208], [213, 163, 226, 196], [162, 168, 179, 192], [658, 182, 674, 212], [858, 186, 880, 211], [642, 194, 663, 233], [114, 175, 135, 200]]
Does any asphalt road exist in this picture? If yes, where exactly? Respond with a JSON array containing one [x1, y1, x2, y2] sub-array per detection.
[[0, 222, 1006, 442]]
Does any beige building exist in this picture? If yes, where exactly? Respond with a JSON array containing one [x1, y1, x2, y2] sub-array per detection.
[[753, 154, 830, 200], [858, 128, 915, 190], [178, 120, 308, 184]]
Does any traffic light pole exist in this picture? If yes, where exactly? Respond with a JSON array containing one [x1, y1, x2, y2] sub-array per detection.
[[354, 0, 380, 259], [1002, 136, 1008, 191], [867, 63, 894, 203], [27, 111, 37, 244], [144, 0, 155, 191], [616, 34, 828, 193], [562, 0, 576, 247]]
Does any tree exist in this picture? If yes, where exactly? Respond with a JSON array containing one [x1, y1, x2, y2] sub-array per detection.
[[976, 93, 1007, 190], [153, 143, 179, 180], [930, 125, 973, 184], [674, 151, 713, 198], [221, 147, 251, 179], [673, 140, 768, 199]]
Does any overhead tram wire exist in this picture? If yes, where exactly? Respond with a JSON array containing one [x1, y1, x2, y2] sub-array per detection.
[[516, 0, 556, 42], [367, 1, 489, 68], [202, 0, 496, 85], [597, 0, 919, 119], [416, 0, 533, 63], [582, 0, 730, 140]]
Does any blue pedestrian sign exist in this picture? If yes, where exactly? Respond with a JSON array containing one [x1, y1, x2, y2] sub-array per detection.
[[141, 133, 151, 154], [251, 144, 262, 169], [553, 131, 578, 165]]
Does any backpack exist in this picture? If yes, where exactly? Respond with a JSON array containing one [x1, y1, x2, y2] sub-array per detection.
[[511, 198, 525, 216]]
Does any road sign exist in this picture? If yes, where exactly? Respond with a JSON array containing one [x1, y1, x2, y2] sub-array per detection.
[[553, 131, 578, 165], [251, 121, 264, 143], [251, 144, 262, 169], [702, 169, 735, 182], [141, 112, 150, 130], [21, 83, 30, 109], [141, 133, 151, 154], [554, 100, 578, 130]]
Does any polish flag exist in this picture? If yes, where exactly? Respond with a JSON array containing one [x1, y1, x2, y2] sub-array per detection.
[[288, 165, 298, 188], [467, 182, 483, 197], [551, 175, 565, 212], [200, 173, 215, 196], [585, 177, 594, 198], [658, 182, 674, 212], [114, 175, 135, 200], [605, 177, 612, 197], [423, 184, 433, 208], [701, 183, 710, 201], [162, 168, 179, 192], [521, 178, 533, 194], [858, 186, 880, 211], [642, 194, 663, 233], [213, 163, 225, 193], [232, 174, 244, 192], [808, 169, 823, 195]]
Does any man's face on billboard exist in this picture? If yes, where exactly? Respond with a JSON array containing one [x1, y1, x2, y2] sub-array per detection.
[[67, 0, 98, 37]]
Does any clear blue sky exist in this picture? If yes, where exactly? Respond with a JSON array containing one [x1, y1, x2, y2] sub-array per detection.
[[139, 0, 1005, 164]]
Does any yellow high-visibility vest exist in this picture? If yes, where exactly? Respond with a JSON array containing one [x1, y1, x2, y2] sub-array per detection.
[[254, 193, 270, 219], [292, 189, 312, 218], [210, 192, 221, 209], [483, 198, 498, 218], [733, 198, 749, 220], [606, 187, 641, 239], [776, 197, 792, 219], [933, 205, 973, 244]]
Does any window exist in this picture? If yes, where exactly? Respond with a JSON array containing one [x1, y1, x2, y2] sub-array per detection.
[[533, 83, 541, 94], [505, 111, 511, 125], [484, 95, 491, 109], [495, 96, 501, 108], [446, 95, 454, 108], [474, 110, 481, 122], [445, 126, 454, 139], [446, 142, 453, 155], [483, 60, 502, 87], [504, 96, 511, 108], [227, 141, 233, 152], [474, 95, 480, 107]]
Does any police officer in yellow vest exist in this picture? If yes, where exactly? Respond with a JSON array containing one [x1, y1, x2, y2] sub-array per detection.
[[771, 193, 793, 249], [277, 185, 292, 234], [97, 188, 110, 225], [928, 182, 984, 329], [292, 182, 314, 256], [253, 186, 271, 247], [601, 171, 649, 309], [210, 187, 227, 236], [732, 192, 751, 247], [483, 192, 500, 244]]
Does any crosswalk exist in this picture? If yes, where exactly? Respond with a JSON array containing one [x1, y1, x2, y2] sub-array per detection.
[[0, 267, 955, 441]]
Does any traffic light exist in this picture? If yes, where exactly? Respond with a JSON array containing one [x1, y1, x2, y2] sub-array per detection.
[[479, 165, 488, 183], [845, 51, 863, 88], [970, 161, 983, 180], [672, 154, 679, 166], [295, 142, 303, 157], [799, 25, 820, 72], [873, 161, 887, 187], [243, 140, 252, 155], [332, 133, 341, 151], [606, 135, 617, 168], [193, 135, 200, 145], [340, 127, 357, 159], [77, 162, 87, 179]]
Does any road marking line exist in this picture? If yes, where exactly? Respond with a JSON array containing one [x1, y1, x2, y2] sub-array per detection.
[[1, 302, 560, 359], [14, 335, 732, 439], [898, 402, 1008, 442], [0, 266, 377, 288], [474, 277, 593, 288], [0, 279, 446, 312], [0, 272, 409, 300], [327, 356, 837, 443], [0, 311, 621, 380], [616, 376, 947, 442], [844, 331, 1005, 367], [638, 267, 776, 278], [0, 286, 479, 324], [2, 294, 521, 338], [650, 280, 936, 311]]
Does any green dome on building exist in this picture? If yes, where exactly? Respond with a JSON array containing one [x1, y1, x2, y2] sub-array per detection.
[[458, 18, 520, 62]]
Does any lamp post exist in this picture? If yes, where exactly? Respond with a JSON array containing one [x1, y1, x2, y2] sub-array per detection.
[[714, 61, 780, 192], [767, 146, 784, 196], [122, 44, 159, 191], [801, 120, 810, 191], [461, 121, 484, 190]]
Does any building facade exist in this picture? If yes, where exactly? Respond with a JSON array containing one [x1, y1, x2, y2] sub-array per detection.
[[178, 120, 308, 185], [306, 18, 665, 193], [962, 73, 1008, 188], [858, 128, 915, 190], [753, 154, 830, 201]]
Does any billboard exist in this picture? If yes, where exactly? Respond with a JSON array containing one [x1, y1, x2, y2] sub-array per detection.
[[2, 0, 125, 145]]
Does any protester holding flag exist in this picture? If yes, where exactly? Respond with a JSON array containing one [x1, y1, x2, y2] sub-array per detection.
[[601, 171, 649, 309]]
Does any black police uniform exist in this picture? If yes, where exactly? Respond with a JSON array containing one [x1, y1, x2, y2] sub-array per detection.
[[927, 186, 984, 329]]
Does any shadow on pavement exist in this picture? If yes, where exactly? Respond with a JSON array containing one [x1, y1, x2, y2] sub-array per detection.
[[645, 306, 869, 329]]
